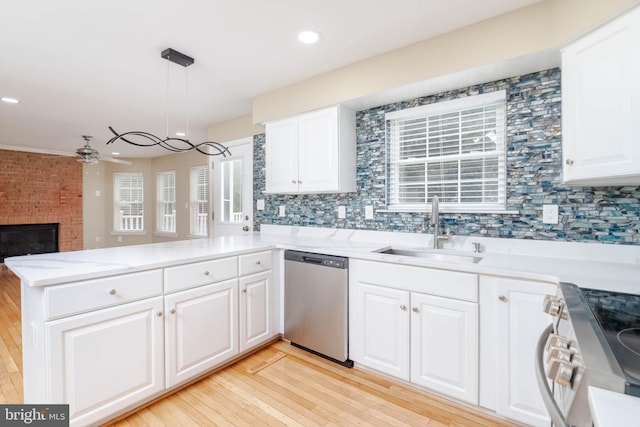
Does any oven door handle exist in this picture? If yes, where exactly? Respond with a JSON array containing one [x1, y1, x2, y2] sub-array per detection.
[[535, 323, 569, 427]]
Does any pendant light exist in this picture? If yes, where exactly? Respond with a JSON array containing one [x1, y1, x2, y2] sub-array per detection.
[[106, 48, 231, 157]]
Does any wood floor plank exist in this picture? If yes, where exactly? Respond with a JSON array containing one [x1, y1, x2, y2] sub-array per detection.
[[0, 268, 521, 427]]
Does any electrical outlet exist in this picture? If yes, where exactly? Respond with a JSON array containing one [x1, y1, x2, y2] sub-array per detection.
[[278, 205, 286, 217], [365, 206, 374, 220], [257, 199, 265, 210], [338, 206, 346, 219], [543, 204, 559, 224]]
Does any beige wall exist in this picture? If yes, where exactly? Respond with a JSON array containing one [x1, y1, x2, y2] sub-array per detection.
[[83, 151, 208, 249], [251, 0, 639, 124]]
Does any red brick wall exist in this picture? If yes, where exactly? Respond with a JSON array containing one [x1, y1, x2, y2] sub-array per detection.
[[0, 149, 83, 252]]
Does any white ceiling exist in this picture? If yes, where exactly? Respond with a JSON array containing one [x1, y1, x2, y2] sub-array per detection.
[[0, 0, 543, 159]]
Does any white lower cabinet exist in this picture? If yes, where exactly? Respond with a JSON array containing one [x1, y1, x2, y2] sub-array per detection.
[[239, 271, 271, 352], [479, 276, 556, 427], [46, 297, 165, 427], [164, 279, 239, 388], [350, 260, 478, 405], [411, 293, 478, 403]]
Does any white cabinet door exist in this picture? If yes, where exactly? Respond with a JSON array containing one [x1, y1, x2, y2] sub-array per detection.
[[265, 105, 355, 194], [239, 271, 271, 352], [411, 293, 478, 404], [350, 281, 410, 380], [164, 279, 239, 388], [562, 6, 640, 185], [486, 277, 556, 427], [265, 117, 298, 192], [297, 106, 339, 192], [46, 297, 165, 427]]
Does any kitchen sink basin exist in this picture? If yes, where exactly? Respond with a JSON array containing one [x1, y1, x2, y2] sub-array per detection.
[[374, 247, 483, 264]]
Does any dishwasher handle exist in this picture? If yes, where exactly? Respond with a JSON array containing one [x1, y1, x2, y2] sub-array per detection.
[[302, 256, 324, 264]]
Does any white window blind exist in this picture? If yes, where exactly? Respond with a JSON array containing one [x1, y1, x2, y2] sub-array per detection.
[[386, 90, 507, 212], [190, 165, 208, 236], [113, 172, 144, 232], [156, 171, 176, 233]]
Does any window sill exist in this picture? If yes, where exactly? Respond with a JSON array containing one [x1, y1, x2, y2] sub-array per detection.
[[154, 231, 178, 238], [379, 208, 520, 215], [110, 231, 147, 236]]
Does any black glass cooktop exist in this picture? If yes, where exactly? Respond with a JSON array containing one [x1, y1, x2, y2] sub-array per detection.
[[580, 288, 640, 394]]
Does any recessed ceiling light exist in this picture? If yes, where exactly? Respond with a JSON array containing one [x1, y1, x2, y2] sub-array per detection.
[[111, 152, 120, 156], [1, 97, 20, 104], [176, 132, 186, 137], [298, 30, 320, 44]]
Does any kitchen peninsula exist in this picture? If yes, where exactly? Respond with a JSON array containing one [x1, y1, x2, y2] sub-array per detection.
[[6, 226, 640, 427]]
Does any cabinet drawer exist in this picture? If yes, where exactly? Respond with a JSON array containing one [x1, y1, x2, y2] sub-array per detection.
[[164, 257, 237, 293], [351, 260, 477, 302], [238, 251, 272, 276], [45, 269, 163, 320]]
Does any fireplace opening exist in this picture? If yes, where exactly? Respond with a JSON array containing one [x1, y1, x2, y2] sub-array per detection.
[[0, 223, 59, 262]]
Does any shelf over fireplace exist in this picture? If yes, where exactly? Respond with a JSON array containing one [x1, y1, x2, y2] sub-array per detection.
[[0, 223, 59, 262]]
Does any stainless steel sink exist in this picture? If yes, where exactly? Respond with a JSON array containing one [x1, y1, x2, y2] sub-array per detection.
[[375, 247, 482, 264]]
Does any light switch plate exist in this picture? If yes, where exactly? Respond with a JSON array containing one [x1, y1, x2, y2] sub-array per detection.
[[365, 206, 374, 220], [257, 199, 265, 210], [543, 204, 559, 224], [278, 205, 286, 217], [338, 206, 346, 219]]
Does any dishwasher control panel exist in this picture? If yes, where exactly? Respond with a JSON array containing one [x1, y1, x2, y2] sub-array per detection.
[[284, 250, 348, 269]]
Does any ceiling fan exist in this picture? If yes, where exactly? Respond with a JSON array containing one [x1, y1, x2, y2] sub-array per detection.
[[76, 135, 131, 165]]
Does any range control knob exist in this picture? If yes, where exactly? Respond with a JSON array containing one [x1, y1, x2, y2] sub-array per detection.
[[545, 333, 570, 351], [543, 294, 563, 316], [546, 347, 573, 364], [546, 357, 575, 387]]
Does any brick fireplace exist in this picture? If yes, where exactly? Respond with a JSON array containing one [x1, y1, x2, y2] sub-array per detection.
[[0, 149, 83, 256]]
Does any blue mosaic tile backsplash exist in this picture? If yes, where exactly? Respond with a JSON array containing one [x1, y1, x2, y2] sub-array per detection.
[[254, 68, 640, 244]]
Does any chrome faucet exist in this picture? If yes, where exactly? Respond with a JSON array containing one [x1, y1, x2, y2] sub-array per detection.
[[431, 195, 450, 249]]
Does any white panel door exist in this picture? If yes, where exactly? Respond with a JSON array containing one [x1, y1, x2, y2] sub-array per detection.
[[265, 118, 299, 192], [350, 281, 410, 380], [494, 278, 556, 427], [410, 292, 478, 404], [164, 279, 239, 388], [239, 271, 271, 352], [297, 106, 338, 192], [46, 297, 164, 427], [211, 139, 254, 237]]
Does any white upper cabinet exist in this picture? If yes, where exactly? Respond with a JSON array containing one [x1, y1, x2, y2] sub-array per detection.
[[265, 105, 356, 193], [562, 6, 640, 185]]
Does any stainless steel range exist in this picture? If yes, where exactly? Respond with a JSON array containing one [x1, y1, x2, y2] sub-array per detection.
[[537, 283, 640, 427]]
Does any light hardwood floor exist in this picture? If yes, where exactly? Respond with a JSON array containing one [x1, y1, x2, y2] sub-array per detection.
[[0, 268, 519, 427]]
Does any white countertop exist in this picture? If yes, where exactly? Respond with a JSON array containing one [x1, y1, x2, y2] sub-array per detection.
[[5, 225, 640, 424]]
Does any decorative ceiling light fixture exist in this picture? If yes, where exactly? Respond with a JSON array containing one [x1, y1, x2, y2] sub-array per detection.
[[76, 135, 100, 164], [106, 48, 231, 157]]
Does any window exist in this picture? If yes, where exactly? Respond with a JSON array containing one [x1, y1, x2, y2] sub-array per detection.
[[190, 165, 208, 236], [386, 90, 507, 212], [220, 158, 243, 223], [157, 171, 176, 234], [113, 173, 144, 232]]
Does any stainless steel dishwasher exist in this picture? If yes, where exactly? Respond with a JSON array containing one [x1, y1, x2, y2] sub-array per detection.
[[284, 250, 352, 367]]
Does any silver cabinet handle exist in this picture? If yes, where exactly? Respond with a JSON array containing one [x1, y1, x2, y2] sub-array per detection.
[[170, 308, 176, 314], [400, 304, 407, 311], [412, 307, 419, 313], [242, 289, 247, 293], [156, 311, 163, 317], [108, 289, 116, 296], [565, 159, 574, 166], [291, 180, 296, 184], [499, 295, 508, 303], [255, 260, 261, 265], [204, 271, 210, 276], [298, 180, 302, 184]]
